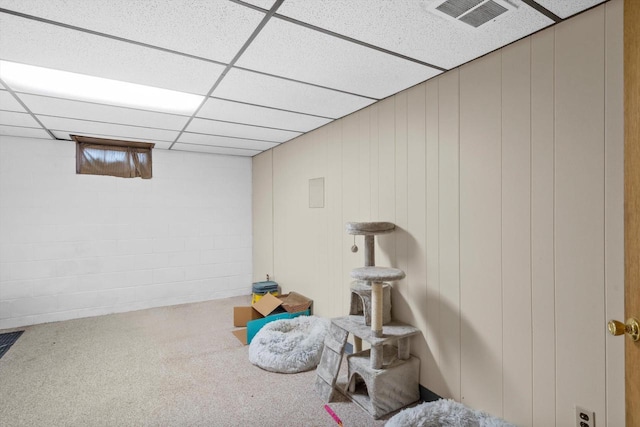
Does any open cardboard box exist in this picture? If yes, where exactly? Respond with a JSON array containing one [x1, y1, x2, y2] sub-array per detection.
[[232, 292, 313, 345]]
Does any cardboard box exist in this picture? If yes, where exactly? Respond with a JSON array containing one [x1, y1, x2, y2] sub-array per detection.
[[252, 292, 284, 317], [231, 328, 247, 344], [232, 291, 313, 345], [233, 306, 261, 327], [279, 291, 313, 313]]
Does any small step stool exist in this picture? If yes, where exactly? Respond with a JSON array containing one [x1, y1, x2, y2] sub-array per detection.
[[314, 322, 348, 402]]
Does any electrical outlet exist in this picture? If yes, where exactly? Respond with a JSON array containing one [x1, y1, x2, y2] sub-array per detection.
[[576, 406, 595, 427]]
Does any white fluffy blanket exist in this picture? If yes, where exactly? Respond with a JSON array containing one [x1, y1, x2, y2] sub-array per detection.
[[386, 399, 515, 427], [248, 316, 329, 374]]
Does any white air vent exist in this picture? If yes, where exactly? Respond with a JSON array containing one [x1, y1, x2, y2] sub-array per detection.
[[459, 1, 508, 26], [436, 0, 484, 18], [434, 0, 512, 27]]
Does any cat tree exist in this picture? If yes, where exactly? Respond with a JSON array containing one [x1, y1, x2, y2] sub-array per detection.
[[315, 222, 420, 419]]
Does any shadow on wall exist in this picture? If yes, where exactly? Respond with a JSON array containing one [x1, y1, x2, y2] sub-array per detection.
[[379, 227, 504, 409]]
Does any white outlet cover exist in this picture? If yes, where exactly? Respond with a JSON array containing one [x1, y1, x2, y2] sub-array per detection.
[[575, 405, 595, 427]]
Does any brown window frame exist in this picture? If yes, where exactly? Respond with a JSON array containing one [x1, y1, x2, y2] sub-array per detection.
[[73, 135, 154, 179]]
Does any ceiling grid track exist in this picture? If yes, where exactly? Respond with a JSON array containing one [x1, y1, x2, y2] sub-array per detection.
[[232, 65, 379, 101], [519, 0, 562, 22], [168, 0, 285, 150], [209, 96, 334, 120]]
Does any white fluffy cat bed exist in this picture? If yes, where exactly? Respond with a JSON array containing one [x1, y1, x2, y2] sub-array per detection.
[[248, 316, 330, 374], [386, 399, 515, 427]]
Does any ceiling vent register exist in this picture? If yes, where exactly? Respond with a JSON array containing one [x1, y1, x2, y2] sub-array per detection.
[[436, 0, 509, 27]]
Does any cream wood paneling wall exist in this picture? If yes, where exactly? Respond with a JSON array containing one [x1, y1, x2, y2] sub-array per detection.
[[501, 39, 533, 425], [604, 1, 625, 426], [459, 49, 503, 416], [530, 25, 556, 427], [252, 2, 624, 425], [554, 6, 607, 426]]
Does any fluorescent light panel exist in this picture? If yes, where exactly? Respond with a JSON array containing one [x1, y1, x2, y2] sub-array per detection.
[[0, 61, 203, 115]]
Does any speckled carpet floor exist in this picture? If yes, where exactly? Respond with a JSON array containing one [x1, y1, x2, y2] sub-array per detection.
[[0, 296, 390, 427]]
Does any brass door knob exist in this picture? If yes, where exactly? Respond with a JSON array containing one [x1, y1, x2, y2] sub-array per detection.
[[607, 318, 640, 341]]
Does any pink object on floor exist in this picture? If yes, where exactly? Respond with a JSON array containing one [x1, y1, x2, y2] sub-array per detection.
[[324, 404, 343, 426]]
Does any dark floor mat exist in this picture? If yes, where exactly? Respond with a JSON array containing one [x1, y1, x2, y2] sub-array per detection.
[[0, 331, 24, 359]]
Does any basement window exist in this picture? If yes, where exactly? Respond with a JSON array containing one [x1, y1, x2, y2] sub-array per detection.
[[73, 135, 154, 179]]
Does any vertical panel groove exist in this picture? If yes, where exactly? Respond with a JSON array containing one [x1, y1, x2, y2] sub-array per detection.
[[457, 69, 462, 400], [552, 27, 558, 425], [602, 8, 608, 426], [271, 150, 275, 278], [500, 50, 505, 418], [551, 28, 557, 427], [529, 39, 535, 427]]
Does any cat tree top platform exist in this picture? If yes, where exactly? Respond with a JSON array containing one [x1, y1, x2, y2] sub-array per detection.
[[350, 266, 405, 282], [345, 222, 395, 235]]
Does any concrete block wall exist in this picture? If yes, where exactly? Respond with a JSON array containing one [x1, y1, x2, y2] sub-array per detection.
[[0, 136, 252, 329]]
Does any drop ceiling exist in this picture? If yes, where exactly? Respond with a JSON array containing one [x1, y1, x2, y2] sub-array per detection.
[[0, 0, 607, 157]]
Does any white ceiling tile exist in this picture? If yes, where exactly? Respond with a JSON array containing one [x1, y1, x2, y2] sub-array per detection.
[[240, 0, 277, 9], [272, 0, 553, 70], [50, 130, 173, 149], [37, 116, 179, 142], [178, 132, 279, 151], [0, 124, 51, 139], [197, 98, 331, 132], [0, 110, 41, 128], [533, 0, 606, 19], [172, 143, 260, 157], [19, 94, 190, 130], [0, 90, 26, 112], [236, 17, 441, 99], [214, 68, 375, 118], [0, 14, 224, 95], [186, 118, 301, 143], [0, 1, 265, 63]]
